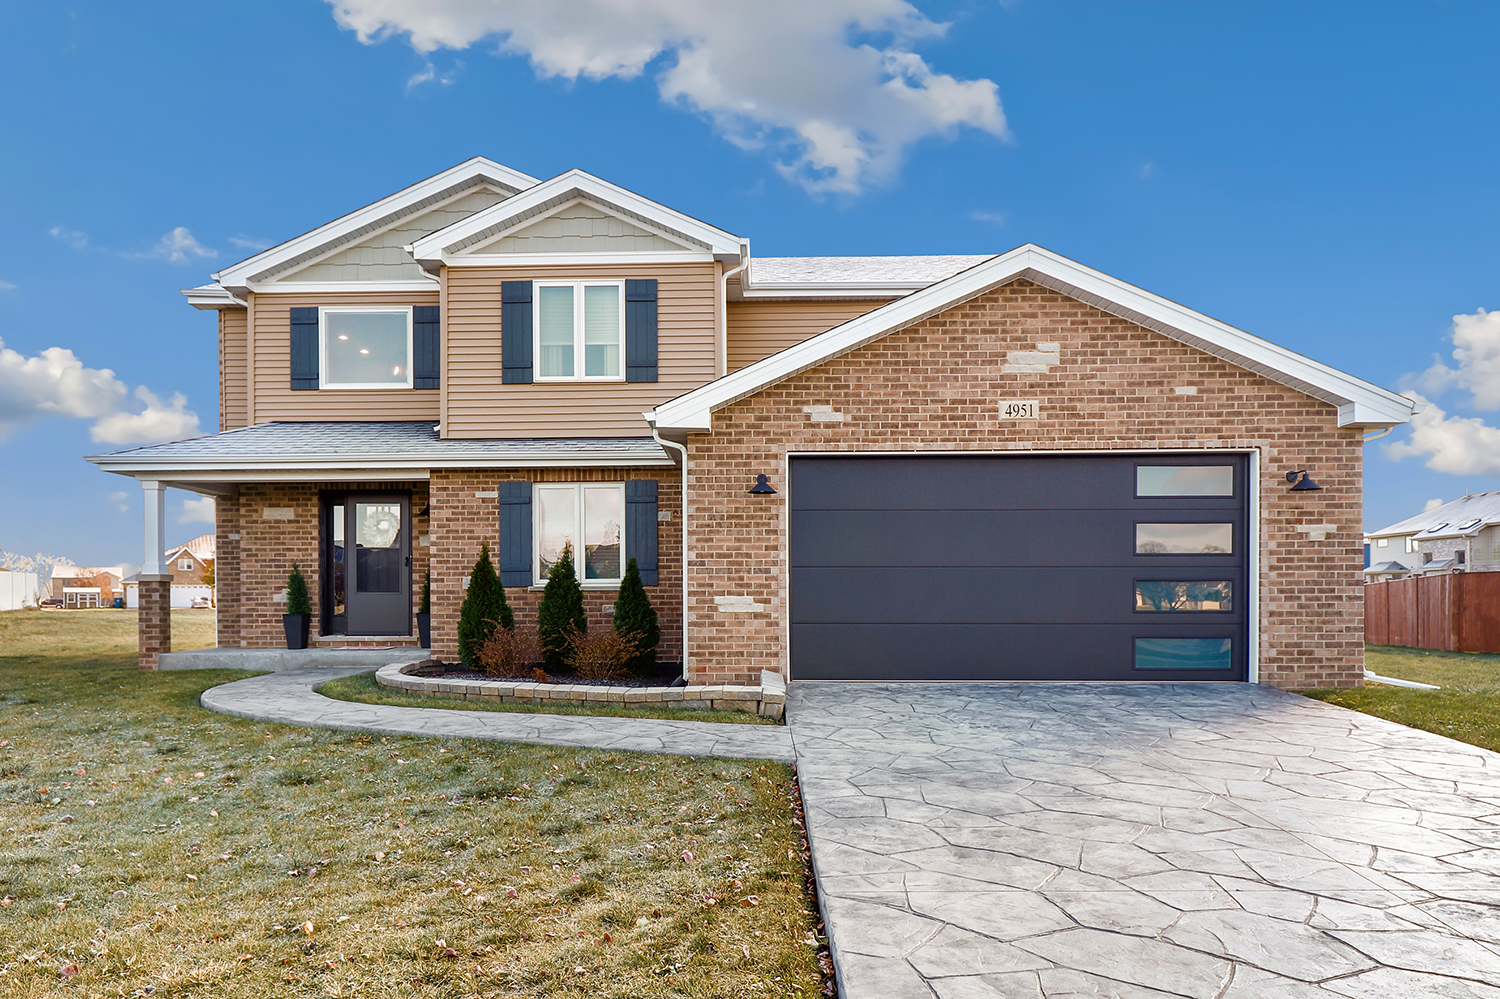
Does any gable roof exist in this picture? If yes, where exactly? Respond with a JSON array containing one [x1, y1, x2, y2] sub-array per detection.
[[1367, 490, 1500, 539], [651, 244, 1417, 434], [166, 534, 216, 563], [407, 169, 745, 266], [207, 157, 539, 293]]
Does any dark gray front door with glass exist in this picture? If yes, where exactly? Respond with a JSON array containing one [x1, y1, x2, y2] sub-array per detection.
[[323, 494, 411, 637], [789, 454, 1249, 681]]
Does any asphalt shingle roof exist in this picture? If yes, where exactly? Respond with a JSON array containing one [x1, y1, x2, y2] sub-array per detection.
[[1368, 490, 1500, 539], [747, 255, 995, 286]]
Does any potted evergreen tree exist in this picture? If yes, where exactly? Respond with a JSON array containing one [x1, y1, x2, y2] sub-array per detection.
[[283, 563, 311, 650], [537, 542, 586, 672], [457, 541, 512, 666], [416, 568, 432, 649], [613, 557, 659, 673]]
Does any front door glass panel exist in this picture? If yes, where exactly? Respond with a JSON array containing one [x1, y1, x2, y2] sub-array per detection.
[[331, 503, 347, 620], [354, 502, 403, 593]]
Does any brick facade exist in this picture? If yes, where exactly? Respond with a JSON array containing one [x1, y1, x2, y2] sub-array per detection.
[[138, 578, 170, 670], [428, 468, 682, 666], [685, 279, 1364, 689]]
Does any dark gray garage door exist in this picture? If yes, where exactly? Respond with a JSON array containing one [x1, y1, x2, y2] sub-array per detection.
[[789, 454, 1249, 681]]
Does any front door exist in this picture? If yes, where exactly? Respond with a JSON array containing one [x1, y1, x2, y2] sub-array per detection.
[[324, 494, 411, 637]]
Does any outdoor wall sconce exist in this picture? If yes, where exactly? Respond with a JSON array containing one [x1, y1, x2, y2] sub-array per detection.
[[748, 474, 778, 495], [1285, 469, 1323, 491]]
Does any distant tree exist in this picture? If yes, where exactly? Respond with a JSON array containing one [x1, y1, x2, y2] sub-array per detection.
[[537, 542, 586, 671], [612, 557, 659, 672], [458, 541, 512, 666]]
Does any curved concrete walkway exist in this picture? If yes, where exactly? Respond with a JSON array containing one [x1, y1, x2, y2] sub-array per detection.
[[200, 666, 795, 762]]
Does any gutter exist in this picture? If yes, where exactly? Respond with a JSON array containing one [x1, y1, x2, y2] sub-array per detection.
[[718, 248, 748, 378], [649, 419, 691, 684]]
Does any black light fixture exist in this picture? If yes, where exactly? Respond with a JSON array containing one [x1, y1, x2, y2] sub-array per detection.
[[1285, 469, 1323, 491], [748, 473, 778, 495]]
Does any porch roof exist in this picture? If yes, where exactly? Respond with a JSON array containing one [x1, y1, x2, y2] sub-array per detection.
[[86, 422, 677, 488]]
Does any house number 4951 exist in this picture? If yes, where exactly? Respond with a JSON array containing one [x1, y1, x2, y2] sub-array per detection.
[[1000, 400, 1040, 419]]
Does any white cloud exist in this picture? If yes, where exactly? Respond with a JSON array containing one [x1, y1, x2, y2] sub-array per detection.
[[109, 491, 130, 513], [228, 235, 273, 251], [971, 209, 1007, 225], [128, 227, 219, 264], [0, 336, 200, 444], [49, 226, 88, 249], [1423, 497, 1444, 513], [326, 0, 1008, 194], [179, 496, 216, 524], [0, 279, 15, 291], [1408, 308, 1500, 410], [1386, 394, 1500, 477], [90, 387, 201, 444], [407, 60, 461, 88]]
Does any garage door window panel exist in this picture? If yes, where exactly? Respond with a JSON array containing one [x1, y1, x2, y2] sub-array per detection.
[[1134, 581, 1233, 612], [1136, 523, 1234, 554], [1136, 465, 1235, 497], [1134, 638, 1234, 671]]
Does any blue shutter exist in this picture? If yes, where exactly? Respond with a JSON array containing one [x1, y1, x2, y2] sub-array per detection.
[[625, 279, 658, 383], [625, 479, 659, 585], [498, 481, 533, 587], [501, 281, 533, 384], [289, 308, 319, 390], [413, 306, 440, 389]]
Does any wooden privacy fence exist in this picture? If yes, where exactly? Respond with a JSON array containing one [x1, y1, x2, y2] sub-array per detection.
[[1365, 572, 1500, 653]]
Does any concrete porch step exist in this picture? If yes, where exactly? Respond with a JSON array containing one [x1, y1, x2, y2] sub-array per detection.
[[311, 635, 422, 648]]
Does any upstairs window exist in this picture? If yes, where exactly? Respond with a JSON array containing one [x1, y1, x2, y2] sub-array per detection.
[[178, 557, 193, 571], [535, 282, 623, 381], [321, 308, 413, 389]]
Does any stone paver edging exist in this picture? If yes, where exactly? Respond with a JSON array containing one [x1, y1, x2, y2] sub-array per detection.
[[200, 664, 795, 762], [375, 662, 787, 720]]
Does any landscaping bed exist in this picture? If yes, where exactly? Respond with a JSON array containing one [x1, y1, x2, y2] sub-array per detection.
[[1298, 645, 1500, 753], [0, 609, 830, 997]]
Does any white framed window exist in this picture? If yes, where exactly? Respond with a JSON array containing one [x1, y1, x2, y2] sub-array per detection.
[[1375, 538, 1388, 548], [533, 483, 625, 586], [319, 307, 413, 389], [178, 557, 193, 571], [533, 281, 624, 381]]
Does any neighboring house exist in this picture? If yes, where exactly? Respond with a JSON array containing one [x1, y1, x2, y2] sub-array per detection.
[[88, 157, 1416, 685], [1366, 492, 1500, 577], [49, 566, 125, 607], [123, 535, 217, 609]]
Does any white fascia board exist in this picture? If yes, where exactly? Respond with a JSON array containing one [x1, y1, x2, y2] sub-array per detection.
[[735, 285, 915, 301], [181, 285, 245, 310], [246, 279, 440, 294], [212, 157, 539, 288], [87, 453, 677, 477], [653, 244, 1418, 433], [439, 251, 715, 268], [408, 169, 745, 263]]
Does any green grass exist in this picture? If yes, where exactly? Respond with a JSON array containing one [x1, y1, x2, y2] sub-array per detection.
[[0, 607, 217, 664], [1298, 645, 1500, 754], [317, 672, 780, 726], [0, 609, 826, 998]]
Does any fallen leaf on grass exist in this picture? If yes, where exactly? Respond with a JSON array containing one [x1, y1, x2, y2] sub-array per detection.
[[302, 921, 315, 935], [680, 850, 694, 862], [236, 954, 253, 963], [185, 874, 198, 882], [60, 963, 79, 979]]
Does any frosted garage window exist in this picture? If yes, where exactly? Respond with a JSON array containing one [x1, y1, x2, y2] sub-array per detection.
[[1134, 581, 1233, 612], [1136, 523, 1233, 554], [323, 310, 412, 387], [1134, 638, 1233, 670], [1136, 465, 1234, 496]]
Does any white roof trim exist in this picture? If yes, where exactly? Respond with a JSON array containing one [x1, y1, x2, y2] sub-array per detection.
[[181, 285, 245, 310], [408, 169, 746, 265], [652, 244, 1417, 434], [245, 280, 440, 294], [89, 452, 676, 476], [440, 251, 715, 268], [212, 157, 539, 289]]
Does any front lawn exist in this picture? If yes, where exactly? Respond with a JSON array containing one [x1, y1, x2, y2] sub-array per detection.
[[1299, 645, 1500, 754], [317, 672, 780, 726], [0, 607, 216, 663], [0, 610, 828, 997]]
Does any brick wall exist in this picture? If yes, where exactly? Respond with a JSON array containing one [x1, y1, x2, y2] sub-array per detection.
[[138, 578, 170, 670], [215, 481, 429, 647], [428, 468, 682, 666], [685, 279, 1365, 689]]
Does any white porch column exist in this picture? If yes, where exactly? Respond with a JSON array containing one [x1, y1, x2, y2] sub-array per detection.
[[141, 480, 168, 577]]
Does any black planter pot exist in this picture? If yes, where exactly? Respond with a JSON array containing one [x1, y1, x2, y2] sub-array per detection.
[[416, 612, 431, 649], [283, 613, 310, 650]]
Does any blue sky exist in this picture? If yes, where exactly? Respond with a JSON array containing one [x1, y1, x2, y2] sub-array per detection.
[[2, 1, 1498, 570]]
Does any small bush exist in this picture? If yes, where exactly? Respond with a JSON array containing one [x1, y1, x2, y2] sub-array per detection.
[[537, 542, 586, 671], [457, 541, 513, 666], [418, 569, 431, 615], [475, 625, 542, 678], [286, 564, 312, 616], [613, 557, 660, 672], [564, 627, 643, 682]]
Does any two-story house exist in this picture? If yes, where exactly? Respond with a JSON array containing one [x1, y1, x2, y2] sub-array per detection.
[[90, 157, 1415, 687], [1366, 491, 1500, 577]]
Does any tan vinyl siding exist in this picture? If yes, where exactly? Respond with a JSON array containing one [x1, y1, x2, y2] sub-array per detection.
[[247, 290, 441, 423], [220, 308, 249, 431], [282, 189, 511, 283], [725, 300, 886, 373], [444, 263, 716, 437], [471, 202, 686, 254]]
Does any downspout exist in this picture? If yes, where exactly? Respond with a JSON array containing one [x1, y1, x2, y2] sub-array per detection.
[[650, 421, 691, 684], [717, 250, 748, 379]]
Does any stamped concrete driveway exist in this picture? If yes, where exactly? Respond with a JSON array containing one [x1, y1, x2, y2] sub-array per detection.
[[787, 683, 1500, 999]]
